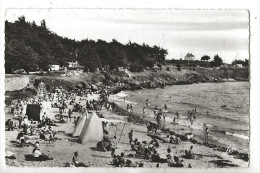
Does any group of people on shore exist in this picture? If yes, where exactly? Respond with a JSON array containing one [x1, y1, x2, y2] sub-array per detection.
[[6, 80, 212, 168], [6, 83, 112, 164]]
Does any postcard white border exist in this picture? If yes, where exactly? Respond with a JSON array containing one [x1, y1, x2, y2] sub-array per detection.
[[0, 0, 259, 173]]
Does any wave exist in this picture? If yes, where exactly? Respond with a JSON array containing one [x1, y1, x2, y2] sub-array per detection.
[[225, 132, 249, 140], [197, 113, 248, 124]]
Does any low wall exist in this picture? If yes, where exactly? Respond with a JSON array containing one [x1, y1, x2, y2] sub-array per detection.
[[5, 75, 30, 91]]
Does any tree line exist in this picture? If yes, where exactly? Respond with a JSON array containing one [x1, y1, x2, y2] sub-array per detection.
[[5, 16, 168, 74], [171, 54, 249, 68]]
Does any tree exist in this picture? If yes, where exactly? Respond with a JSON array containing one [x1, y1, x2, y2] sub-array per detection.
[[244, 59, 249, 67], [185, 53, 195, 59], [211, 54, 223, 67], [201, 55, 210, 61], [232, 59, 249, 67], [5, 16, 169, 73], [5, 40, 39, 74]]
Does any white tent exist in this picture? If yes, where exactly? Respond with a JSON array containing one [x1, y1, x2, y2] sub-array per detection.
[[79, 112, 103, 144], [72, 114, 87, 137]]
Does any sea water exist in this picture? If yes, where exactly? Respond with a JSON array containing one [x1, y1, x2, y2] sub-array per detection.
[[116, 82, 250, 153]]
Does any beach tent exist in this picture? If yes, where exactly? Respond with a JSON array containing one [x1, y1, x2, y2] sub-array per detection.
[[72, 114, 88, 137], [79, 112, 103, 143], [26, 104, 41, 121]]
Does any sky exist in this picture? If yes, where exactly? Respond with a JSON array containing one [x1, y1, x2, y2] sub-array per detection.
[[5, 9, 249, 63]]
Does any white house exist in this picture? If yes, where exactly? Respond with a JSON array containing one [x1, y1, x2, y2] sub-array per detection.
[[68, 61, 83, 68], [49, 65, 60, 71], [235, 64, 243, 68]]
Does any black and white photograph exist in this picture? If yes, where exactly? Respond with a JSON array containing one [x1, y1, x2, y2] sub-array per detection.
[[0, 0, 259, 172]]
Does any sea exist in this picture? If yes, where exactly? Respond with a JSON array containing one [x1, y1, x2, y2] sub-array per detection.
[[111, 82, 250, 153]]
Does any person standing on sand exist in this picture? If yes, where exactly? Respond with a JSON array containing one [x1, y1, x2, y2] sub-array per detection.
[[143, 107, 146, 117], [128, 130, 133, 144], [204, 127, 209, 144], [156, 111, 162, 127], [162, 105, 167, 121], [190, 115, 194, 126], [154, 106, 158, 117], [109, 104, 113, 112], [162, 111, 167, 121], [146, 99, 149, 107], [110, 136, 118, 158], [130, 104, 133, 112], [176, 111, 179, 119], [68, 109, 73, 122]]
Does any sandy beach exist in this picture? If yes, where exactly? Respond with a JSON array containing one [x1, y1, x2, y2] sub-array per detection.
[[5, 88, 249, 168]]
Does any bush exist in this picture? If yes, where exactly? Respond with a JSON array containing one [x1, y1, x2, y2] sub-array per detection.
[[177, 63, 181, 71], [129, 62, 143, 72]]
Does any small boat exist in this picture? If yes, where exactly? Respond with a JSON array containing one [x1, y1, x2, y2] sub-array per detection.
[[221, 105, 227, 108]]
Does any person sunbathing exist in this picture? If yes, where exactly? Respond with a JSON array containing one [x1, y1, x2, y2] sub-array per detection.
[[166, 148, 174, 163], [133, 138, 138, 145], [144, 146, 152, 160], [16, 132, 33, 147], [111, 155, 119, 167], [32, 142, 53, 161], [175, 135, 182, 144], [184, 146, 194, 159], [168, 156, 184, 167], [72, 151, 87, 167], [150, 138, 159, 148], [151, 150, 161, 162], [131, 143, 138, 152], [118, 152, 126, 167], [164, 135, 171, 143], [169, 136, 175, 143]]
